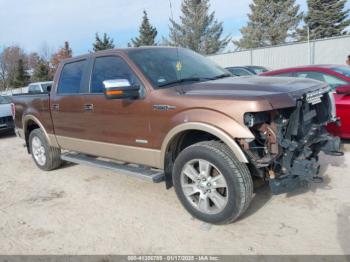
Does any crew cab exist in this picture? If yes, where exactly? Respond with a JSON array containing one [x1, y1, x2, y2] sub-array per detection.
[[13, 47, 342, 224]]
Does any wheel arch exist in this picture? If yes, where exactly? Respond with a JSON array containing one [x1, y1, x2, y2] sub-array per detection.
[[160, 122, 251, 189], [23, 115, 58, 152], [161, 122, 249, 166]]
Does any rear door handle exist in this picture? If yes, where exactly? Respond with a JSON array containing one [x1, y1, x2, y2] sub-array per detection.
[[83, 104, 94, 111], [52, 104, 59, 111]]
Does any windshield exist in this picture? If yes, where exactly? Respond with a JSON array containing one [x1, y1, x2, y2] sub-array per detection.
[[127, 48, 229, 88], [332, 66, 350, 78], [0, 96, 11, 104]]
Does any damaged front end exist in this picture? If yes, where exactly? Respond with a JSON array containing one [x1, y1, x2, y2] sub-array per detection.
[[239, 87, 343, 194]]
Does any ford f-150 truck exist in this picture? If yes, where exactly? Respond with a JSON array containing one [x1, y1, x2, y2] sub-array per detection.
[[13, 47, 342, 224]]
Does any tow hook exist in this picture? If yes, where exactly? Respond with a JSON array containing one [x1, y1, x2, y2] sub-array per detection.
[[322, 136, 343, 156], [324, 151, 344, 156]]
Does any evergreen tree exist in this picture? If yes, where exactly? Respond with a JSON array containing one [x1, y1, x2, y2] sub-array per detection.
[[32, 59, 52, 82], [299, 0, 350, 40], [93, 33, 115, 51], [167, 0, 230, 55], [12, 59, 28, 88], [51, 41, 73, 71], [235, 0, 302, 49], [130, 11, 158, 47]]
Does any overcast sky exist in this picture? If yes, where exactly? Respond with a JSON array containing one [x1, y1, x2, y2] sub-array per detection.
[[0, 0, 348, 55]]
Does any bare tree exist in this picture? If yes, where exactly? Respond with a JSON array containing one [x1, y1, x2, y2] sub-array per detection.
[[39, 41, 54, 62]]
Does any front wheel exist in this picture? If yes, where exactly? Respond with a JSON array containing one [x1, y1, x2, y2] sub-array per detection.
[[173, 141, 253, 224], [29, 129, 62, 171]]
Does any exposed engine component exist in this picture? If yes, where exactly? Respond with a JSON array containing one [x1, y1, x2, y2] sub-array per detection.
[[240, 89, 342, 194]]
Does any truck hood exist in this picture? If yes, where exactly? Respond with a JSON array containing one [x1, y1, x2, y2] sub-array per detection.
[[0, 104, 12, 118], [179, 76, 330, 109]]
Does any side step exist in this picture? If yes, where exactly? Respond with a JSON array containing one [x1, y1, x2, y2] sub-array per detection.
[[61, 153, 165, 183]]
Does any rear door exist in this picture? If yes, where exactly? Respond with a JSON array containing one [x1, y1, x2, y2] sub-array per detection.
[[50, 59, 90, 141]]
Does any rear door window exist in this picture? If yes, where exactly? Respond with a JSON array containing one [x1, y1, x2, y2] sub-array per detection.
[[90, 56, 141, 93], [57, 60, 88, 94]]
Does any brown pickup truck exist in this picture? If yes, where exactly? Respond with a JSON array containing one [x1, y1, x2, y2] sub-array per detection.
[[13, 47, 342, 224]]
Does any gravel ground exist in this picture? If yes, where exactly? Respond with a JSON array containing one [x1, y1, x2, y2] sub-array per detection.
[[0, 133, 349, 255]]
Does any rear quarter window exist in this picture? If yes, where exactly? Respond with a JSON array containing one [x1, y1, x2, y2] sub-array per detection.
[[57, 60, 87, 94]]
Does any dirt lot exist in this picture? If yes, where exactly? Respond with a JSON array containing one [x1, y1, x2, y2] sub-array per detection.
[[0, 133, 349, 255]]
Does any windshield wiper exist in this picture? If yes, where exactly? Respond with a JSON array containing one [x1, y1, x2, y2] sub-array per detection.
[[158, 77, 205, 87], [158, 74, 232, 88]]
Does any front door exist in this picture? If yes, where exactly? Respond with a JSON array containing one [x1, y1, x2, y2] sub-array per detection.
[[78, 55, 154, 164]]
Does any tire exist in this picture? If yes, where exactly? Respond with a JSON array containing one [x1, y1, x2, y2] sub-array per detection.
[[29, 129, 62, 171], [173, 141, 253, 224]]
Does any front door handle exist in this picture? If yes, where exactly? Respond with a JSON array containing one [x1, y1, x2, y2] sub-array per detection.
[[83, 104, 94, 111], [52, 104, 59, 111]]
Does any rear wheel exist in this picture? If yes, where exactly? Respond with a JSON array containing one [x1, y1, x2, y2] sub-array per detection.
[[29, 129, 62, 171], [173, 141, 253, 224]]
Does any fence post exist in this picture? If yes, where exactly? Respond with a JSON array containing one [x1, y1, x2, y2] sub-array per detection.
[[250, 49, 253, 65]]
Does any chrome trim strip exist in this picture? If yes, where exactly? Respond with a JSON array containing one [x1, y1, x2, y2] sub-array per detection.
[[56, 136, 162, 169]]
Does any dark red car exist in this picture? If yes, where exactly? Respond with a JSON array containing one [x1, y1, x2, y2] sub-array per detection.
[[262, 65, 350, 138]]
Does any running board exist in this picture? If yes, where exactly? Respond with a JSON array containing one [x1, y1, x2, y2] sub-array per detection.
[[61, 153, 165, 183]]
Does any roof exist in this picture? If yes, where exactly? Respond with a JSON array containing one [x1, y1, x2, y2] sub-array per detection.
[[62, 46, 178, 63]]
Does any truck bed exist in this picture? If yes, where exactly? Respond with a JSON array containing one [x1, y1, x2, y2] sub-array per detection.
[[12, 93, 53, 134]]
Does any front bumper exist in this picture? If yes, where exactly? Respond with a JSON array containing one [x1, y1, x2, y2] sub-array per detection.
[[242, 88, 343, 195], [270, 135, 342, 194], [269, 90, 342, 194]]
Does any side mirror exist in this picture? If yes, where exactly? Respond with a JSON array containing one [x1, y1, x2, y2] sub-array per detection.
[[103, 79, 140, 100], [336, 85, 350, 95]]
